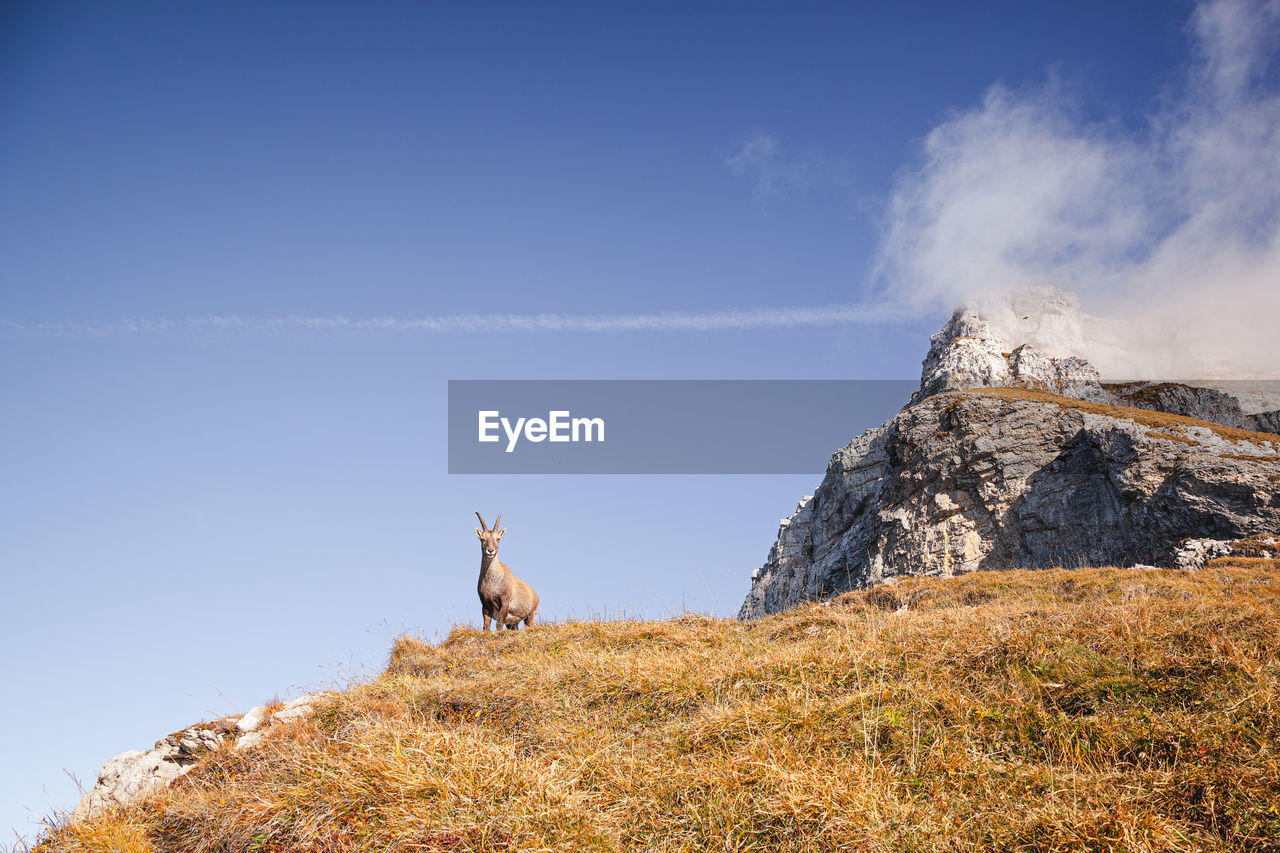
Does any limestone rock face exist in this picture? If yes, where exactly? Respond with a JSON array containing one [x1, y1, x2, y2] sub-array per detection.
[[909, 304, 1112, 407], [1246, 410, 1280, 436], [744, 496, 813, 615], [740, 391, 1280, 619], [71, 723, 230, 821], [1173, 534, 1280, 569], [1107, 382, 1246, 429], [1173, 539, 1236, 571], [72, 693, 332, 821], [1007, 345, 1112, 403], [1195, 383, 1280, 417], [741, 296, 1280, 619], [740, 425, 891, 617], [911, 311, 1010, 403]]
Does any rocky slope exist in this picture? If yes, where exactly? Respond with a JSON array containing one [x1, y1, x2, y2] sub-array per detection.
[[740, 301, 1280, 619], [69, 693, 331, 822]]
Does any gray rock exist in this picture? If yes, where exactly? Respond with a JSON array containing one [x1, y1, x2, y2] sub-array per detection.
[[1173, 538, 1235, 571], [741, 425, 893, 617], [236, 705, 268, 733], [908, 307, 1112, 408], [740, 497, 815, 620], [1106, 382, 1245, 429], [234, 731, 265, 750], [1008, 345, 1113, 403], [909, 310, 1010, 405], [741, 389, 1280, 618], [271, 706, 313, 723], [72, 697, 332, 821], [71, 750, 145, 821], [741, 301, 1280, 619], [1190, 382, 1280, 417], [1245, 410, 1280, 436], [70, 741, 194, 821]]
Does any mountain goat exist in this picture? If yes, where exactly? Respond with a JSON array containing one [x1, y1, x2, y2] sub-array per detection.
[[474, 512, 539, 630]]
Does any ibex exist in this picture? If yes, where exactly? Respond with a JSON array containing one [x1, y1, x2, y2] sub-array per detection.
[[474, 512, 539, 630]]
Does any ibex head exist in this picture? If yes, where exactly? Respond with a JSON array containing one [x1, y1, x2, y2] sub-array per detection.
[[474, 512, 506, 559]]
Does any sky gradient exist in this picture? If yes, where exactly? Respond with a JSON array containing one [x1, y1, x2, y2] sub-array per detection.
[[8, 0, 1269, 843]]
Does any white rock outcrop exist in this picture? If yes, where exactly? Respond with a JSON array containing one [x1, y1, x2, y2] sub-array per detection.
[[908, 294, 1120, 408], [71, 723, 228, 821], [235, 705, 267, 733], [72, 693, 332, 821], [1173, 539, 1236, 571]]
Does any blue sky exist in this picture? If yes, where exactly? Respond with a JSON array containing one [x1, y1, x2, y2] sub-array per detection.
[[8, 0, 1276, 843]]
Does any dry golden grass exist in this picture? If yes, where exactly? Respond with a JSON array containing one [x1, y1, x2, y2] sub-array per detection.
[[1146, 429, 1203, 447], [50, 811, 154, 853], [1219, 453, 1280, 464], [38, 560, 1280, 852]]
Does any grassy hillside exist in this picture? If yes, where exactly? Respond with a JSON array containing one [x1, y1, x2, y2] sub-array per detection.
[[41, 557, 1280, 852]]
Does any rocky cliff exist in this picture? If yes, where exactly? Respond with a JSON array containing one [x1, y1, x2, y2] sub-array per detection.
[[740, 300, 1280, 619]]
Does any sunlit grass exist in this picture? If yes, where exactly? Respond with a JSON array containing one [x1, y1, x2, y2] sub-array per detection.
[[38, 557, 1280, 852]]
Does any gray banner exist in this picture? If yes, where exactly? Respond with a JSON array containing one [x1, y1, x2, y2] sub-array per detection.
[[448, 380, 917, 474]]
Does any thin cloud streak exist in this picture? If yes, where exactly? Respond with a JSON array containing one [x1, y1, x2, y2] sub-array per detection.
[[725, 131, 853, 199], [0, 302, 915, 337]]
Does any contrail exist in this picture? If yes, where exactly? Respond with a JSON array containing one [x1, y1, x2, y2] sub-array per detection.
[[0, 302, 914, 337]]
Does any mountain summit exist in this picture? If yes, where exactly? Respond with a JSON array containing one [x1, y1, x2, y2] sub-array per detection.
[[740, 295, 1280, 618]]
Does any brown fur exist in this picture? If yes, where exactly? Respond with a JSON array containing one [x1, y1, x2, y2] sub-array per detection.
[[474, 512, 539, 630]]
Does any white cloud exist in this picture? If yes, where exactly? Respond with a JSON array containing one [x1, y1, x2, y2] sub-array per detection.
[[874, 0, 1280, 378]]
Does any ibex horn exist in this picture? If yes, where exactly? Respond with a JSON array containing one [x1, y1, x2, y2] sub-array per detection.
[[493, 514, 501, 531], [475, 512, 487, 530]]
